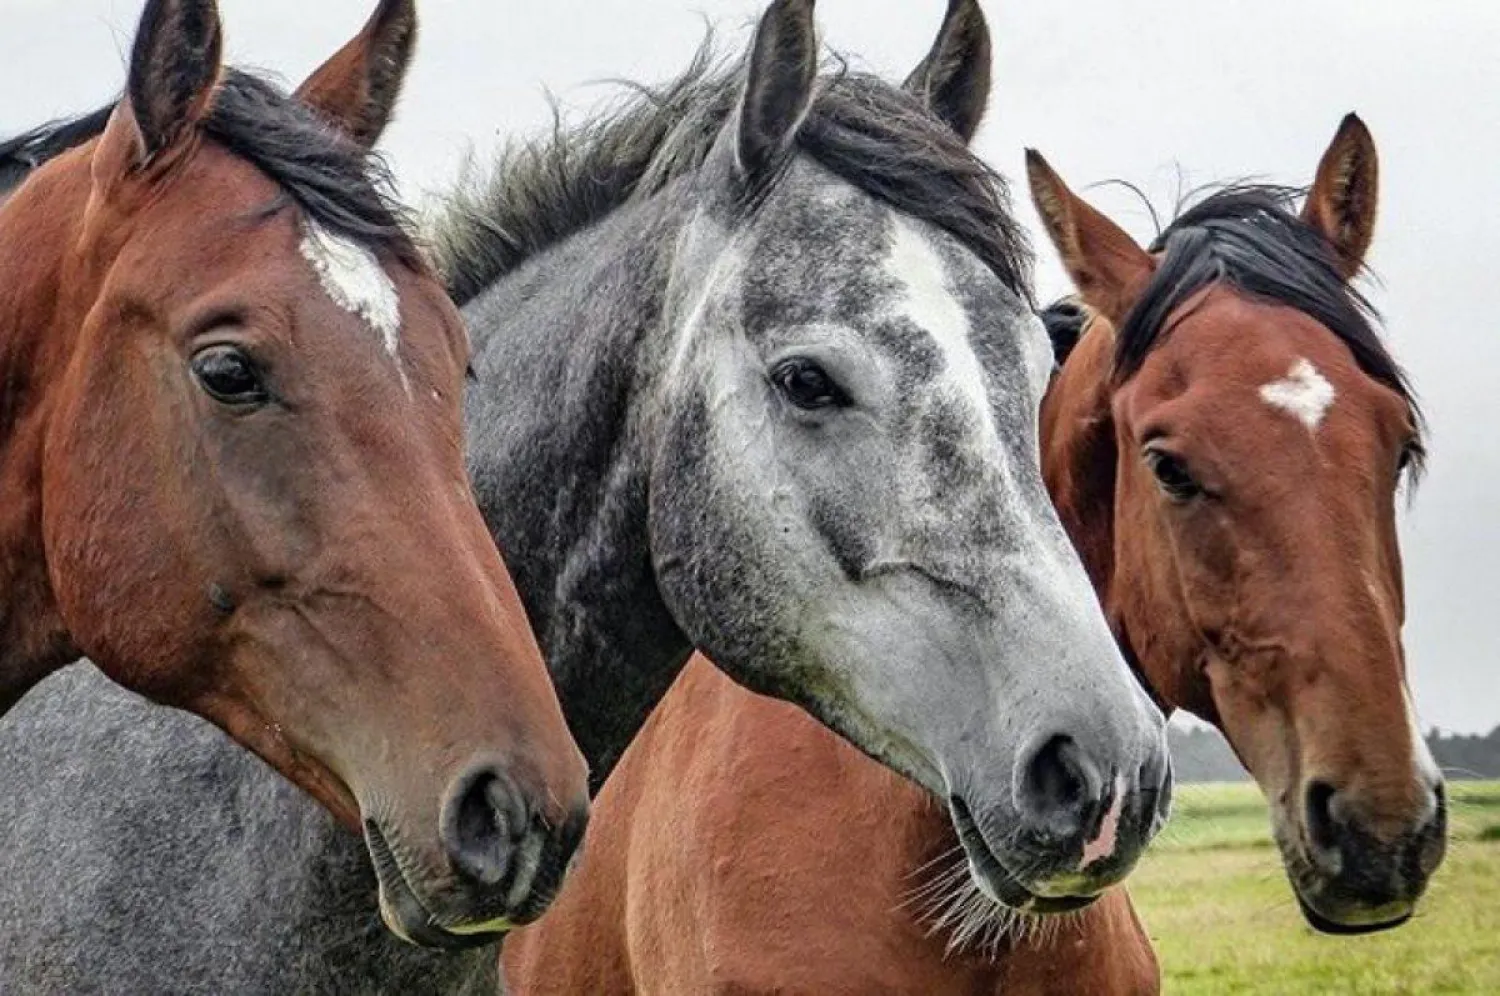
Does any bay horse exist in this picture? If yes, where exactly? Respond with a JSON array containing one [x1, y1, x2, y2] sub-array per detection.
[[497, 117, 1447, 990], [0, 0, 1170, 990], [0, 0, 588, 949], [1028, 123, 1444, 930]]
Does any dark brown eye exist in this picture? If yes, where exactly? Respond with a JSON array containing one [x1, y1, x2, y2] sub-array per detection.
[[772, 357, 847, 410], [1144, 446, 1202, 502], [192, 346, 267, 406]]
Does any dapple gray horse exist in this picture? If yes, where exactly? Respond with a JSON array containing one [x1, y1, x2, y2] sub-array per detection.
[[0, 0, 1169, 991]]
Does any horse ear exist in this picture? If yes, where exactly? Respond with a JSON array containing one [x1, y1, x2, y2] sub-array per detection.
[[123, 0, 223, 165], [903, 0, 991, 143], [1302, 113, 1378, 280], [735, 0, 818, 186], [295, 0, 417, 149], [1026, 149, 1154, 326]]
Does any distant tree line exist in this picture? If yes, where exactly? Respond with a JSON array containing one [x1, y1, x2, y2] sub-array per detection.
[[1168, 726, 1250, 783], [1424, 725, 1500, 780], [1169, 723, 1500, 783]]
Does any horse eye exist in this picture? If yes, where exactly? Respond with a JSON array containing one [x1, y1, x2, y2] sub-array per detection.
[[772, 358, 847, 410], [192, 346, 268, 406], [1144, 446, 1202, 502]]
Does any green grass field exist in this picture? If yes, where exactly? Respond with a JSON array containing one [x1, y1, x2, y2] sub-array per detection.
[[1129, 780, 1500, 994]]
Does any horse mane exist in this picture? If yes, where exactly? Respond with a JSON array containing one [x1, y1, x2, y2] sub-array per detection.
[[427, 40, 1033, 308], [0, 69, 417, 264], [0, 106, 115, 196], [1116, 184, 1424, 469], [1038, 296, 1090, 366]]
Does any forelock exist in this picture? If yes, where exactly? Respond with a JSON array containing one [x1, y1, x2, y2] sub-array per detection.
[[1113, 185, 1423, 470]]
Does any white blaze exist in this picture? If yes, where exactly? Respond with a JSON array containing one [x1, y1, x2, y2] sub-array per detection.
[[886, 218, 998, 451], [1260, 357, 1335, 431], [1405, 686, 1442, 796], [299, 222, 404, 377]]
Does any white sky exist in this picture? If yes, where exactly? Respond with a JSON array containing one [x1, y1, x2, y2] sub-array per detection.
[[2, 1, 1495, 732]]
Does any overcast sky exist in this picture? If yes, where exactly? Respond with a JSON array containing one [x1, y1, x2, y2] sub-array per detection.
[[2, 1, 1495, 733]]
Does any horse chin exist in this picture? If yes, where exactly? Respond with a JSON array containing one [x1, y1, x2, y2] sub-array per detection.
[[364, 820, 503, 950], [1286, 860, 1416, 936], [1295, 893, 1412, 936], [1025, 892, 1101, 915], [1276, 829, 1418, 935], [948, 796, 1101, 916]]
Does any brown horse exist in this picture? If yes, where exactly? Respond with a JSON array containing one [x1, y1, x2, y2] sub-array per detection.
[[1028, 116, 1443, 933], [0, 0, 587, 946], [500, 115, 1443, 991], [503, 653, 1159, 995]]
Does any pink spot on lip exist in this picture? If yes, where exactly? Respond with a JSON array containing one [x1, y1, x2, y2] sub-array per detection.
[[1081, 776, 1127, 868]]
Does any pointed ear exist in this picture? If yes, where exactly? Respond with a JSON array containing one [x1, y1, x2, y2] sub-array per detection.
[[1026, 149, 1154, 325], [123, 0, 223, 166], [903, 0, 991, 143], [735, 0, 818, 186], [1302, 112, 1378, 280], [295, 0, 417, 149]]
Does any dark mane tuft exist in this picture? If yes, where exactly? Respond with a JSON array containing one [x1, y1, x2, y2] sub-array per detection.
[[427, 41, 1032, 308], [0, 106, 115, 195], [1116, 184, 1424, 470], [205, 71, 417, 262], [0, 69, 417, 263], [1039, 296, 1090, 366]]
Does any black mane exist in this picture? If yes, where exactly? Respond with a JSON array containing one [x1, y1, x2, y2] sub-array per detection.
[[0, 106, 114, 195], [429, 42, 1032, 307], [1039, 296, 1089, 367], [0, 69, 416, 262], [1116, 185, 1423, 461]]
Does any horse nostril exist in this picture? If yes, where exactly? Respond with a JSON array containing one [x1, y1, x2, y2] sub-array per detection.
[[441, 766, 526, 886], [1028, 736, 1084, 808], [1305, 779, 1340, 854], [1018, 734, 1105, 837]]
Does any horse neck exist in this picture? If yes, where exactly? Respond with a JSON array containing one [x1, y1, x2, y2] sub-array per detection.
[[1041, 323, 1119, 600], [460, 193, 695, 790], [1041, 322, 1206, 719], [0, 152, 94, 706]]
